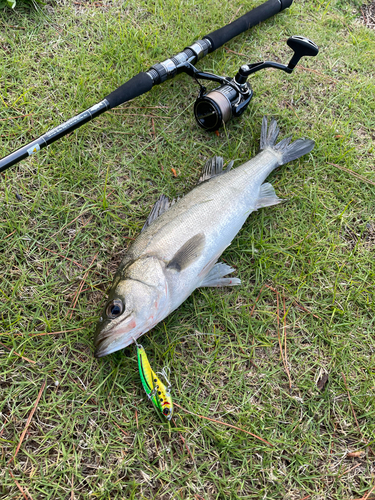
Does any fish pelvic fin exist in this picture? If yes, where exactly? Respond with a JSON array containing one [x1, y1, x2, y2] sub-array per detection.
[[198, 156, 234, 184], [260, 116, 315, 165], [200, 262, 241, 287]]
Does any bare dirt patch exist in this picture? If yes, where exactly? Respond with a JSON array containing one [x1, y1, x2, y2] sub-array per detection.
[[361, 1, 375, 29]]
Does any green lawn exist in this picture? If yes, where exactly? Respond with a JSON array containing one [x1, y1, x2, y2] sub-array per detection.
[[1, 0, 374, 498]]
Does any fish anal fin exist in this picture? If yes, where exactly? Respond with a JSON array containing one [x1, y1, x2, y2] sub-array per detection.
[[200, 262, 241, 287], [167, 233, 206, 272], [141, 194, 175, 232], [255, 182, 285, 209], [198, 156, 234, 184]]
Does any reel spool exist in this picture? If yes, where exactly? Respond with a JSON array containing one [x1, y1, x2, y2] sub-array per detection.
[[194, 82, 253, 132]]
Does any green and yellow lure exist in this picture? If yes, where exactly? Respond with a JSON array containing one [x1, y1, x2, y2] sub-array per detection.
[[135, 340, 173, 421]]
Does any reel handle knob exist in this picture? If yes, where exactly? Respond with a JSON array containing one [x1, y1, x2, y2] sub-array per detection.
[[287, 35, 319, 70]]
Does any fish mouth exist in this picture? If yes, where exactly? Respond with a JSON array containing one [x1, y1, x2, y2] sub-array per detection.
[[94, 314, 138, 358]]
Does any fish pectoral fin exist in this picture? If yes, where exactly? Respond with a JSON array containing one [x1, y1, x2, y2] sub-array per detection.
[[141, 194, 177, 232], [167, 233, 206, 272], [198, 156, 234, 184], [200, 262, 241, 287], [255, 182, 286, 209]]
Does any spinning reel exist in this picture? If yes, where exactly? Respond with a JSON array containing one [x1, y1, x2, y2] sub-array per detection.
[[0, 1, 319, 174], [183, 36, 319, 131]]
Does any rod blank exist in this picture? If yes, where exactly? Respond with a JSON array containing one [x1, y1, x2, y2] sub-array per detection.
[[0, 0, 293, 174]]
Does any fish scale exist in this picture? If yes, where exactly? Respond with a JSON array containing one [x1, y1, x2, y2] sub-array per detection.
[[94, 117, 315, 357]]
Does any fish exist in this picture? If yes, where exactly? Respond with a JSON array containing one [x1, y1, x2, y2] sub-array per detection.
[[94, 117, 314, 357], [135, 339, 173, 421]]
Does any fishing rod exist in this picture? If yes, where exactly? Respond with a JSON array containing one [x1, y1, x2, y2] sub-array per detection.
[[0, 0, 308, 174]]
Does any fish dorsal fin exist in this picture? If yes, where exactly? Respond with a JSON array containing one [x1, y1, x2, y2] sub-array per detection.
[[198, 156, 234, 184], [255, 182, 285, 209], [141, 194, 176, 232], [167, 233, 206, 272]]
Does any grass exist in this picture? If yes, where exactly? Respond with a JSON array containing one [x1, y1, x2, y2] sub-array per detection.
[[1, 0, 375, 498]]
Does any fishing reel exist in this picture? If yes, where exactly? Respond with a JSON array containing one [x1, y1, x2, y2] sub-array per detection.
[[183, 35, 319, 131]]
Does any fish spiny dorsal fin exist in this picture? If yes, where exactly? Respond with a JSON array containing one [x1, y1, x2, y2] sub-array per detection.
[[198, 156, 234, 184], [167, 233, 206, 272], [141, 194, 176, 232]]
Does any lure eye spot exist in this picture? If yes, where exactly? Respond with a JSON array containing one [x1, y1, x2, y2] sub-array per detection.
[[163, 408, 170, 415], [106, 299, 124, 319]]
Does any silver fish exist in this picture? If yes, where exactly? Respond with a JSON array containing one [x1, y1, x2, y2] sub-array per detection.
[[94, 117, 314, 357]]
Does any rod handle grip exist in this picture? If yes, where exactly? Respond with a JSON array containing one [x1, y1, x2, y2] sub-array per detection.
[[104, 72, 154, 109], [203, 0, 293, 52]]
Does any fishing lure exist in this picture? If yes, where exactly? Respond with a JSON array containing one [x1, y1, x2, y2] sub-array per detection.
[[135, 340, 173, 421]]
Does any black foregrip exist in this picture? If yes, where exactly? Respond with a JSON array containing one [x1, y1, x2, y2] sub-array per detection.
[[104, 72, 154, 109], [204, 0, 293, 52]]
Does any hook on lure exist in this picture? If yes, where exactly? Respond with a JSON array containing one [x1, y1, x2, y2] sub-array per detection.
[[135, 339, 173, 421]]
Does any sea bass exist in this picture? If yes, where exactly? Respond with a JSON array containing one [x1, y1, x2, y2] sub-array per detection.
[[94, 117, 314, 357]]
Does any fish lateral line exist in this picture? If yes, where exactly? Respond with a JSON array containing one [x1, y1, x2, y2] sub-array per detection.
[[94, 117, 315, 358]]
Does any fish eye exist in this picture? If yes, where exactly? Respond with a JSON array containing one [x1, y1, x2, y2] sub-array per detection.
[[106, 299, 124, 319]]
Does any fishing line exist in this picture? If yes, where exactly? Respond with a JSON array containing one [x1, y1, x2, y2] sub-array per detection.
[[120, 101, 195, 170], [180, 378, 270, 442], [155, 329, 273, 445], [1, 0, 297, 172], [169, 330, 222, 345], [9, 2, 196, 174]]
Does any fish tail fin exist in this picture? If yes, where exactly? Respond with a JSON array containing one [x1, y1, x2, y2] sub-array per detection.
[[260, 116, 315, 165]]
